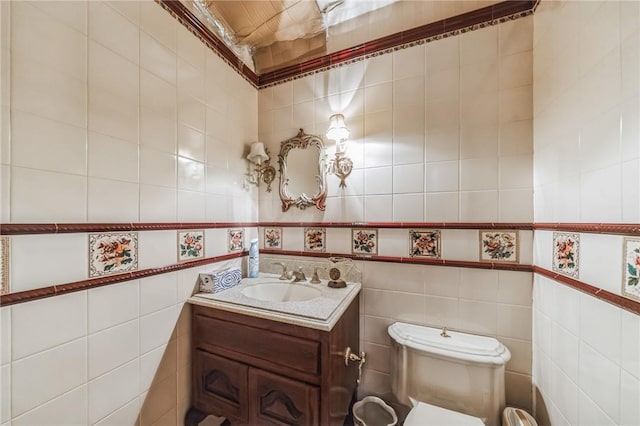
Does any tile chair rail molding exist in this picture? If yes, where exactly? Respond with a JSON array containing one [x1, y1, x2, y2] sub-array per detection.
[[261, 248, 534, 273], [4, 249, 640, 317], [0, 252, 247, 306], [157, 0, 538, 89], [17, 221, 640, 236], [0, 222, 261, 236], [2, 221, 639, 315]]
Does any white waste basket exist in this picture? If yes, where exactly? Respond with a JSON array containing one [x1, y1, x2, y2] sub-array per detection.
[[352, 396, 397, 426]]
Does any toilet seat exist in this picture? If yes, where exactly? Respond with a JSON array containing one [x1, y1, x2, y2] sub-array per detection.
[[403, 401, 485, 426]]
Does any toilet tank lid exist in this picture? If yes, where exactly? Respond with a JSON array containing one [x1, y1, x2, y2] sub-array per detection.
[[388, 322, 511, 365]]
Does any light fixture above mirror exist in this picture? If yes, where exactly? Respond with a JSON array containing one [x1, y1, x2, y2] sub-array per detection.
[[245, 142, 276, 192], [326, 113, 353, 188]]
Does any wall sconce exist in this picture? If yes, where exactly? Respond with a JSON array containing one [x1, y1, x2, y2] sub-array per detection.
[[245, 142, 276, 192], [326, 113, 353, 188]]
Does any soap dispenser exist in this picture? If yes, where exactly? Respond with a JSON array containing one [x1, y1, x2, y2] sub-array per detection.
[[248, 238, 259, 278]]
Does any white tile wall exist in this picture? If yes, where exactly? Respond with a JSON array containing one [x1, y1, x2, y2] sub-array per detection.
[[89, 319, 139, 380], [88, 280, 140, 334], [10, 234, 88, 293], [12, 386, 87, 426], [533, 274, 640, 426], [12, 338, 87, 417], [534, 0, 640, 224], [3, 1, 258, 424], [12, 291, 87, 361], [258, 18, 533, 224], [532, 7, 639, 424], [94, 397, 140, 426], [88, 359, 140, 424]]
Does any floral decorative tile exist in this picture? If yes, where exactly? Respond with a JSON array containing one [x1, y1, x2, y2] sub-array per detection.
[[304, 228, 326, 252], [479, 230, 519, 263], [264, 227, 282, 249], [622, 237, 640, 302], [89, 232, 138, 278], [352, 229, 377, 255], [228, 229, 244, 252], [178, 230, 205, 262], [552, 232, 580, 278], [409, 230, 441, 258], [1, 236, 9, 295]]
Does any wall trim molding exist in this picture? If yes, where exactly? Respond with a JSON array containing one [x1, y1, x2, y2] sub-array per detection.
[[260, 222, 534, 230], [257, 1, 536, 87], [0, 222, 260, 235], [156, 0, 536, 88], [0, 252, 246, 307], [533, 223, 640, 236], [533, 266, 640, 316], [4, 222, 640, 236], [3, 221, 638, 307], [262, 249, 533, 272]]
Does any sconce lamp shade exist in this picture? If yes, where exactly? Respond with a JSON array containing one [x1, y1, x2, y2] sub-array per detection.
[[326, 114, 349, 142], [247, 142, 269, 165]]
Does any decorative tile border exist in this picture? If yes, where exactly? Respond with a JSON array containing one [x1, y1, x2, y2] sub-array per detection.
[[479, 230, 519, 263], [1, 236, 9, 295], [409, 230, 441, 258], [261, 249, 532, 272], [260, 222, 534, 230], [0, 252, 247, 307], [228, 229, 244, 252], [352, 229, 377, 256], [552, 232, 580, 279], [264, 227, 283, 249], [178, 230, 205, 263], [534, 266, 640, 317], [304, 228, 326, 252], [622, 238, 640, 302], [88, 232, 138, 278]]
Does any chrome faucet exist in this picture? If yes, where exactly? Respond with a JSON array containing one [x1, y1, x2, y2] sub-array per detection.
[[272, 262, 291, 280], [291, 267, 307, 282]]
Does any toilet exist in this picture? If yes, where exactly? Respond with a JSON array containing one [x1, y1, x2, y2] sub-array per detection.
[[388, 322, 511, 426]]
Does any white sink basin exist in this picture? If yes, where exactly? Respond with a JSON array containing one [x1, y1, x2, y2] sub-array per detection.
[[241, 282, 322, 302]]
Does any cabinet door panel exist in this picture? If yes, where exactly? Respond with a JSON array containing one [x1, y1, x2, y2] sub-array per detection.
[[249, 368, 319, 426], [194, 350, 249, 423]]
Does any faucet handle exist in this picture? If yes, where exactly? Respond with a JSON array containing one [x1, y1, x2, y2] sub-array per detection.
[[310, 267, 321, 284], [291, 267, 307, 282], [271, 262, 290, 280]]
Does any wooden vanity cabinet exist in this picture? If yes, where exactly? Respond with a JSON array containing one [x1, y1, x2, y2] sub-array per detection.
[[186, 295, 360, 426]]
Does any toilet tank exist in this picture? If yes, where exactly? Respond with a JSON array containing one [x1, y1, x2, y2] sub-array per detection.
[[388, 323, 511, 426]]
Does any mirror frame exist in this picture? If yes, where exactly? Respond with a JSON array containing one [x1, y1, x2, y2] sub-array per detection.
[[277, 129, 328, 212]]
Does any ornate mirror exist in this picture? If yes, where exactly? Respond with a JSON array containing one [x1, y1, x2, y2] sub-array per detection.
[[278, 129, 328, 211]]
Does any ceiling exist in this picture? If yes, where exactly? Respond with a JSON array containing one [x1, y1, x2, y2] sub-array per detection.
[[188, 0, 502, 74]]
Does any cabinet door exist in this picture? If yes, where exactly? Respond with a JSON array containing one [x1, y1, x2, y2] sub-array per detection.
[[194, 349, 249, 423], [249, 368, 319, 426]]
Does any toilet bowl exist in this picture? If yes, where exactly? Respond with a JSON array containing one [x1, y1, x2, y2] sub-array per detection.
[[404, 399, 485, 426], [388, 322, 511, 426]]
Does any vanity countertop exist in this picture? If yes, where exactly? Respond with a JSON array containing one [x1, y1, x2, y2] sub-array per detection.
[[188, 273, 361, 331]]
